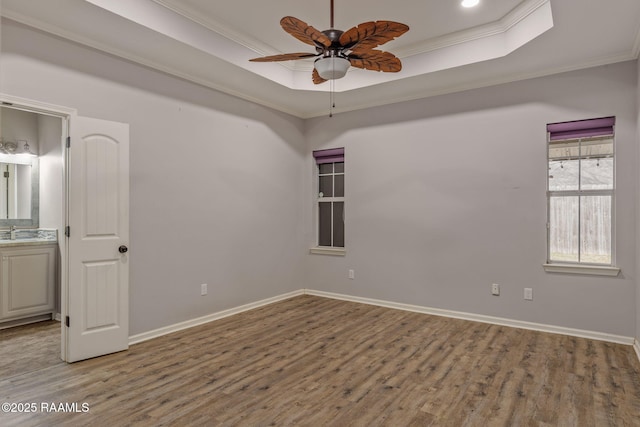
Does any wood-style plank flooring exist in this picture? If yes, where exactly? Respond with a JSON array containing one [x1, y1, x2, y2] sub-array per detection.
[[0, 320, 63, 380], [1, 295, 639, 426]]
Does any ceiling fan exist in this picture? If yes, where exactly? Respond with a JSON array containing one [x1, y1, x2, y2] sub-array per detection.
[[249, 0, 409, 84]]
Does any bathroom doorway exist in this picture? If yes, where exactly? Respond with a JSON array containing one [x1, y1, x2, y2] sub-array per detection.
[[0, 102, 66, 373], [0, 94, 130, 364]]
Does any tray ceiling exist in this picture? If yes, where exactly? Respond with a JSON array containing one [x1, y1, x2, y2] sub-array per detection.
[[1, 0, 639, 118]]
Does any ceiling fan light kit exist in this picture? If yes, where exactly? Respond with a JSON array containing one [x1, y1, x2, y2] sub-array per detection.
[[315, 56, 350, 80], [249, 0, 409, 84]]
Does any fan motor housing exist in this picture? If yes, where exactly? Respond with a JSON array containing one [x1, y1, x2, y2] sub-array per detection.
[[322, 29, 344, 47]]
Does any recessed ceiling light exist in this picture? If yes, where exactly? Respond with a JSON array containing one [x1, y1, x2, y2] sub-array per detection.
[[461, 0, 480, 7]]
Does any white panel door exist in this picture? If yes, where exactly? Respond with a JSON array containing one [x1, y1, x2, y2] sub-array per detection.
[[67, 116, 129, 362]]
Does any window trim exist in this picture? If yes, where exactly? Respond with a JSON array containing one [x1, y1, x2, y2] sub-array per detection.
[[542, 263, 620, 276], [311, 148, 345, 253], [310, 246, 346, 256], [545, 117, 618, 273]]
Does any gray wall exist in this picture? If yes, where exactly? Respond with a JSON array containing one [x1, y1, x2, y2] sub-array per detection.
[[0, 19, 307, 335], [38, 114, 64, 314], [305, 61, 638, 338], [38, 114, 63, 230], [0, 107, 39, 153], [637, 56, 640, 346], [1, 19, 638, 340]]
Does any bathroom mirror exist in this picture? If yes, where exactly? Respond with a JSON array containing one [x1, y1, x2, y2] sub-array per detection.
[[0, 157, 39, 227]]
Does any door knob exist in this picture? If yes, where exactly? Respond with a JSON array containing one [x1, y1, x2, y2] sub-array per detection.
[[118, 245, 128, 254]]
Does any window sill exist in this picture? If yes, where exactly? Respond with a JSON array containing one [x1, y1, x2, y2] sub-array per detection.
[[310, 247, 346, 256], [543, 263, 620, 276]]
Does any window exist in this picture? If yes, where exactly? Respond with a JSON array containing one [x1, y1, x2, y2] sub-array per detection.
[[313, 148, 344, 250], [546, 117, 614, 266]]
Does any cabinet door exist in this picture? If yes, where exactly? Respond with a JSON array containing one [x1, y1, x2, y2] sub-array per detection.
[[1, 246, 56, 320]]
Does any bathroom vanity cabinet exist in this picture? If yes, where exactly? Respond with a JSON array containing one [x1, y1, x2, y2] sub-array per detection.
[[0, 243, 56, 325]]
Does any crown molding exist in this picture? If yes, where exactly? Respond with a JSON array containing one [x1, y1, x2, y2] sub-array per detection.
[[152, 0, 275, 55], [155, 0, 549, 62], [632, 20, 640, 58], [0, 93, 77, 117], [153, 0, 320, 74], [152, 0, 553, 77], [0, 13, 303, 117], [305, 50, 637, 118], [2, 1, 635, 119], [397, 0, 550, 57]]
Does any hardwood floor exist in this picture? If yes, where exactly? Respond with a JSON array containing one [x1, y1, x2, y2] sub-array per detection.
[[0, 320, 63, 380], [1, 295, 639, 426]]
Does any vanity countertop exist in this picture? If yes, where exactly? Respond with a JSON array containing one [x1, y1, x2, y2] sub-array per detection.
[[0, 238, 58, 247], [0, 229, 58, 247]]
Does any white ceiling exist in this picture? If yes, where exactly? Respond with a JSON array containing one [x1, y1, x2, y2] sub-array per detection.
[[1, 0, 640, 118]]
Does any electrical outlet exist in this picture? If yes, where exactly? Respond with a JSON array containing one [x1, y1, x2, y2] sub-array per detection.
[[491, 283, 500, 296], [524, 288, 533, 300], [200, 283, 208, 296], [348, 269, 355, 280]]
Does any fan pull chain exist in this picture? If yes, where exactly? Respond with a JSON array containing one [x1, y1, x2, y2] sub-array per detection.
[[329, 0, 335, 117], [329, 76, 336, 117]]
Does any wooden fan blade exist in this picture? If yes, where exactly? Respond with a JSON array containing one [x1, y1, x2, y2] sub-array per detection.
[[250, 52, 318, 62], [348, 50, 402, 72], [339, 21, 409, 53], [280, 16, 332, 48], [312, 68, 328, 84]]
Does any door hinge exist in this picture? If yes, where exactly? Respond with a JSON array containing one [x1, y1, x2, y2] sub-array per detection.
[[65, 226, 70, 237], [66, 136, 71, 148], [65, 316, 70, 327]]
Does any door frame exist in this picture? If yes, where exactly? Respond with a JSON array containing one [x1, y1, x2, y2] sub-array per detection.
[[0, 93, 75, 361]]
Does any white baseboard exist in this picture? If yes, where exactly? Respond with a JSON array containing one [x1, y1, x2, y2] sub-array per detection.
[[128, 289, 304, 345], [127, 288, 638, 360], [304, 289, 636, 346]]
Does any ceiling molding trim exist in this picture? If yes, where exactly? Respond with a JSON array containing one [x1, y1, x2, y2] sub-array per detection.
[[2, 4, 635, 121], [304, 51, 637, 118], [2, 1, 634, 120], [76, 0, 552, 92], [0, 93, 78, 117], [395, 0, 550, 57], [152, 0, 276, 55], [156, 0, 549, 61], [501, 0, 552, 32], [83, 0, 303, 89], [632, 21, 640, 58], [152, 0, 301, 73], [153, 0, 551, 67], [0, 15, 303, 117], [266, 0, 555, 92]]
